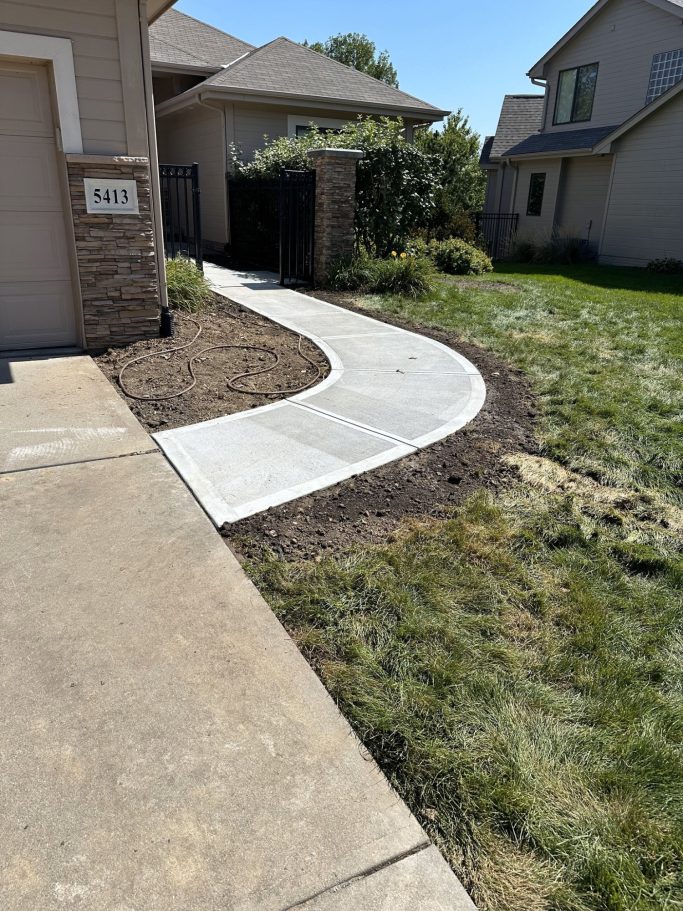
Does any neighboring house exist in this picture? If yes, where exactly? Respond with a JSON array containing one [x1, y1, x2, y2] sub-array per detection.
[[0, 0, 176, 352], [150, 10, 447, 252], [482, 0, 683, 266]]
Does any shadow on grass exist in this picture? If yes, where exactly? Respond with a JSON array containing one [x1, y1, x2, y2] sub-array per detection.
[[492, 262, 683, 295]]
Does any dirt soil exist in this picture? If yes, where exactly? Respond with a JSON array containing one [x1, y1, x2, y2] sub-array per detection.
[[225, 290, 538, 562], [95, 294, 330, 431]]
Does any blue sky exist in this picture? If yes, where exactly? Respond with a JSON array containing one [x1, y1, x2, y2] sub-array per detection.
[[174, 0, 593, 139]]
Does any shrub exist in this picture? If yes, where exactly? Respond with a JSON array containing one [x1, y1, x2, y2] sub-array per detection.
[[232, 118, 439, 257], [428, 238, 492, 275], [165, 257, 213, 312], [647, 258, 683, 274], [325, 253, 434, 298], [511, 233, 591, 265]]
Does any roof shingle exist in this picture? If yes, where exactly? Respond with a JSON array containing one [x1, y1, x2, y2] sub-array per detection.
[[505, 124, 619, 157], [150, 9, 254, 70], [489, 95, 545, 159], [203, 37, 447, 117]]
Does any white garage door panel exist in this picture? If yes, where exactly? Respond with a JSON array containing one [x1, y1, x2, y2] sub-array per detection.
[[0, 212, 72, 282], [0, 283, 76, 348], [0, 137, 63, 211], [0, 62, 77, 350], [0, 64, 53, 137]]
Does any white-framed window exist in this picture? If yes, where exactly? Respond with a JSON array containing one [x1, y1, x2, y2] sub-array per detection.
[[287, 115, 349, 138], [647, 48, 683, 104]]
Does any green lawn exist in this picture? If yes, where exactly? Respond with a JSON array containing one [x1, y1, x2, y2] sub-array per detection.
[[249, 265, 683, 911]]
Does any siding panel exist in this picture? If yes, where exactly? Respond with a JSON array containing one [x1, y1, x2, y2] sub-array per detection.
[[555, 154, 613, 245], [600, 89, 683, 265], [157, 104, 227, 247], [513, 158, 563, 240], [543, 0, 683, 132]]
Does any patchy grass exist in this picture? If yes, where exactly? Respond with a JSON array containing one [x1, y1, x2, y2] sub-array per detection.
[[246, 265, 683, 910]]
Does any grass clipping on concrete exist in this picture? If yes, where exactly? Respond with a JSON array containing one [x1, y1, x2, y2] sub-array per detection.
[[249, 265, 683, 911]]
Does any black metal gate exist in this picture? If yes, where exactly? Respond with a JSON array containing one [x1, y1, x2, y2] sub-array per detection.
[[474, 213, 519, 260], [227, 169, 315, 286], [159, 163, 203, 270], [279, 169, 315, 287]]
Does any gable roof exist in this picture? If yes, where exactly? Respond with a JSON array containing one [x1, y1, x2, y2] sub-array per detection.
[[528, 0, 683, 78], [488, 95, 545, 159], [150, 9, 254, 71], [594, 75, 683, 151], [197, 37, 447, 119]]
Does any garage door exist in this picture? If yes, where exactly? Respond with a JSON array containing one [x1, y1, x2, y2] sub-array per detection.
[[0, 61, 77, 350]]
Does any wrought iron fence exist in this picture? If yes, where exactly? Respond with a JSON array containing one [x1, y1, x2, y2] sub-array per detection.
[[159, 163, 203, 270], [473, 213, 519, 260], [227, 176, 280, 272], [227, 169, 316, 286], [279, 169, 315, 287]]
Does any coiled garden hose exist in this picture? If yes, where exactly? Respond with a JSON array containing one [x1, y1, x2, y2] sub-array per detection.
[[118, 314, 322, 402]]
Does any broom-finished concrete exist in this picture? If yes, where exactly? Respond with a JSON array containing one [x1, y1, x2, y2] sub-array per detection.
[[154, 264, 486, 525]]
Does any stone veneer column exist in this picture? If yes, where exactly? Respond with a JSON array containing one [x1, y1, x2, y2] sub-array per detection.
[[66, 155, 161, 350], [307, 148, 364, 285]]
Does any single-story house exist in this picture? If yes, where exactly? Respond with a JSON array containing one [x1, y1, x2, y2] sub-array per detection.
[[0, 0, 177, 352], [150, 10, 448, 252], [482, 0, 683, 266]]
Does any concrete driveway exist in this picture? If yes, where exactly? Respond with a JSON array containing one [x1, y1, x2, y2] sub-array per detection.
[[0, 353, 474, 909]]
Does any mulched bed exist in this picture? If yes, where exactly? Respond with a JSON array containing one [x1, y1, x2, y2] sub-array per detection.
[[224, 290, 538, 562], [94, 294, 330, 431]]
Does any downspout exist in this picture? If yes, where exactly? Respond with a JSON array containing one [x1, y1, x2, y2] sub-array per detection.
[[137, 0, 168, 311], [197, 94, 230, 249]]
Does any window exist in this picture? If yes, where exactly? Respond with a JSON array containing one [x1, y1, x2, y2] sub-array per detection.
[[527, 173, 546, 217], [647, 48, 683, 103], [295, 125, 343, 138], [554, 63, 599, 124]]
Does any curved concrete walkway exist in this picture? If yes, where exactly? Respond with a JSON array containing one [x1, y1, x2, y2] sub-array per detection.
[[154, 264, 486, 525]]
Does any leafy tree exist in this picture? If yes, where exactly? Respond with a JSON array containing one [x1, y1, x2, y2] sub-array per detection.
[[304, 33, 399, 87], [231, 118, 439, 257], [416, 110, 487, 239]]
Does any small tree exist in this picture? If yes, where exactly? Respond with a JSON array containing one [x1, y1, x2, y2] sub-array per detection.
[[416, 111, 487, 240], [231, 119, 439, 257], [304, 33, 399, 87]]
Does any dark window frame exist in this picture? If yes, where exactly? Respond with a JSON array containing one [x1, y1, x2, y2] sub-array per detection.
[[527, 173, 546, 217], [553, 62, 599, 125]]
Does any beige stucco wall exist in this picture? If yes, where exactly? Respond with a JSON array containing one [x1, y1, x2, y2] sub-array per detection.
[[600, 89, 683, 266], [555, 154, 613, 246], [542, 0, 683, 133], [512, 157, 563, 240], [156, 102, 227, 248]]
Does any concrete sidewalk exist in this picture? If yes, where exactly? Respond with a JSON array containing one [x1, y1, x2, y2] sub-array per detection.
[[153, 264, 486, 525], [0, 354, 474, 910]]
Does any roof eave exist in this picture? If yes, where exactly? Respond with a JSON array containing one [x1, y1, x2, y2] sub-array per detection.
[[195, 85, 448, 120], [503, 147, 599, 161], [152, 62, 220, 76], [147, 0, 177, 24]]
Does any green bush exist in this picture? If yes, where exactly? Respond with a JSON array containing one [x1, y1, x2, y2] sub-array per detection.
[[165, 257, 213, 312], [647, 257, 683, 274], [511, 233, 589, 265], [428, 238, 492, 275], [325, 253, 434, 298], [232, 118, 439, 257]]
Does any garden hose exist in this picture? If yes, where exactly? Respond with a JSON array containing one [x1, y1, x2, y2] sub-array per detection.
[[117, 314, 322, 402]]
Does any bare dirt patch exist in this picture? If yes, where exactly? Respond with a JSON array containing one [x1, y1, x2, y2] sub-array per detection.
[[94, 294, 330, 432], [225, 292, 538, 562]]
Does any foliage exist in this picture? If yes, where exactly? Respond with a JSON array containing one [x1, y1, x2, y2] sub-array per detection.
[[324, 253, 434, 298], [249, 265, 683, 910], [165, 256, 212, 312], [647, 257, 683, 274], [416, 111, 487, 239], [428, 238, 492, 275], [303, 32, 399, 86], [511, 233, 591, 265], [232, 119, 440, 257]]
